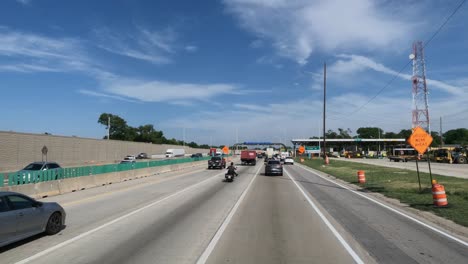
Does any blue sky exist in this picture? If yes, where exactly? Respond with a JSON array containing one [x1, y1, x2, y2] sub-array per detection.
[[1, 0, 467, 146]]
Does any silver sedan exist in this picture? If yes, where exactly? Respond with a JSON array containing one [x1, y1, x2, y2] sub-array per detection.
[[0, 192, 66, 247]]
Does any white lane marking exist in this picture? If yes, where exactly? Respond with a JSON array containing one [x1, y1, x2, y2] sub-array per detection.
[[284, 168, 365, 264], [295, 163, 468, 248], [14, 171, 226, 264], [196, 164, 262, 264]]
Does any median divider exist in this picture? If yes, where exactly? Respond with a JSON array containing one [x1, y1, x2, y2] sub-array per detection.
[[0, 157, 215, 199]]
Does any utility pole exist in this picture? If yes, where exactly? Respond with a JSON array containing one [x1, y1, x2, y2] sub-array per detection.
[[236, 127, 239, 155], [107, 116, 111, 140], [440, 116, 444, 147], [378, 128, 381, 157], [323, 62, 327, 162], [183, 127, 186, 149]]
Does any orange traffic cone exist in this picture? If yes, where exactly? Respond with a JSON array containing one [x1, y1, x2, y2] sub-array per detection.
[[432, 180, 448, 207], [357, 170, 366, 184]]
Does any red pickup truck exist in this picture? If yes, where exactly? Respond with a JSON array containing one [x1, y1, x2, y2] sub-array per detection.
[[241, 150, 257, 165]]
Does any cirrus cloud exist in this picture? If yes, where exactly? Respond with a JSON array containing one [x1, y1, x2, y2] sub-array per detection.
[[224, 0, 420, 65]]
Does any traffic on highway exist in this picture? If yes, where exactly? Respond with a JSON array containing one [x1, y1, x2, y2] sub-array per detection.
[[2, 151, 468, 263], [2, 1, 468, 263]]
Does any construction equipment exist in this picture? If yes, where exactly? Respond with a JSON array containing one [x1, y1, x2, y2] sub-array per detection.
[[430, 146, 467, 164]]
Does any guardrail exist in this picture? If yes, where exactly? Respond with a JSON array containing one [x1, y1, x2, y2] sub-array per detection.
[[3, 157, 211, 187]]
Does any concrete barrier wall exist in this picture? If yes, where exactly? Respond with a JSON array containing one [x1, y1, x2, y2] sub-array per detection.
[[0, 160, 208, 199], [0, 131, 210, 172]]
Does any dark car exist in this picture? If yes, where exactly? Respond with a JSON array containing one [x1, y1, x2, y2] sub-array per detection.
[[208, 156, 226, 169], [191, 153, 203, 158], [0, 192, 66, 247], [265, 160, 283, 176], [136, 153, 149, 159], [17, 162, 62, 184]]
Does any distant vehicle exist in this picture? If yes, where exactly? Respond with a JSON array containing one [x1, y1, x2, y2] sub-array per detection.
[[165, 149, 185, 158], [241, 150, 257, 165], [209, 148, 217, 156], [280, 158, 285, 164], [0, 191, 66, 247], [266, 148, 274, 158], [388, 148, 418, 162], [208, 156, 226, 169], [191, 153, 203, 158], [280, 151, 290, 158], [284, 157, 294, 165], [136, 153, 149, 159], [265, 160, 283, 176], [17, 162, 62, 184], [257, 153, 264, 158], [124, 155, 136, 161]]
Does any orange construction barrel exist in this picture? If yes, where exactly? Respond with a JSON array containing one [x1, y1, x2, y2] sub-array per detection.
[[357, 170, 366, 184], [432, 180, 448, 207]]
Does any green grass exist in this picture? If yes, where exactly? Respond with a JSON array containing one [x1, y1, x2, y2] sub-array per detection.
[[296, 158, 468, 227]]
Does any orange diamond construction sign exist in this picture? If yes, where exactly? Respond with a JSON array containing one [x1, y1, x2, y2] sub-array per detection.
[[298, 146, 305, 154], [407, 126, 433, 155]]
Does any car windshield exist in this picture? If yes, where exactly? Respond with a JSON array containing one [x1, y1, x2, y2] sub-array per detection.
[[22, 163, 44, 170]]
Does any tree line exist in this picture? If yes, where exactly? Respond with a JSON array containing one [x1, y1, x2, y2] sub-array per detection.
[[98, 113, 218, 149], [315, 127, 468, 146]]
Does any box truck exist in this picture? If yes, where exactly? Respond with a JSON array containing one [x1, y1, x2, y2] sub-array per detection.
[[241, 150, 257, 165], [165, 149, 185, 158]]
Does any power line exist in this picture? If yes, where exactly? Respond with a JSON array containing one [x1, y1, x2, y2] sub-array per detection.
[[330, 0, 467, 120]]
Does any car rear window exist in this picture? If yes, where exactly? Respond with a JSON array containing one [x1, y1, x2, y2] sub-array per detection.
[[268, 160, 280, 165], [211, 157, 221, 161]]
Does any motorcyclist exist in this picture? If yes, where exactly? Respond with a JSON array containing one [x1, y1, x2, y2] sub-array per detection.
[[226, 162, 238, 177]]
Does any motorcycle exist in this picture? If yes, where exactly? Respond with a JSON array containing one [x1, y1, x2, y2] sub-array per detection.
[[225, 172, 234, 182]]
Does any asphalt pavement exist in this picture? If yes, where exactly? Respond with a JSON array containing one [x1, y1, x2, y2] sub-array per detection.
[[1, 160, 467, 264]]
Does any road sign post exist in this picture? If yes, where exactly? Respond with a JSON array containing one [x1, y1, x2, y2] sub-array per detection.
[[407, 126, 433, 190]]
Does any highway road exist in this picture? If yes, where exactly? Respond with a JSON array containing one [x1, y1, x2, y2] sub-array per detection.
[[1, 161, 468, 263]]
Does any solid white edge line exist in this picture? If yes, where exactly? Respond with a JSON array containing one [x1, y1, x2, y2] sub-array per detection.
[[14, 171, 225, 264], [295, 163, 468, 248], [196, 165, 262, 264], [284, 168, 365, 264]]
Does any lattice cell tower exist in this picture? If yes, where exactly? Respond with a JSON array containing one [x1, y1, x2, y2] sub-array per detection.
[[409, 41, 430, 132]]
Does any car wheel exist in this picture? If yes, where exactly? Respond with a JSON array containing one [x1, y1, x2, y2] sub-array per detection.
[[45, 212, 62, 235]]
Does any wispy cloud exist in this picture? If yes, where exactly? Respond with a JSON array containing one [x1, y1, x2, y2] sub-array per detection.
[[0, 63, 61, 73], [78, 90, 140, 103], [95, 76, 247, 104], [16, 0, 31, 5], [224, 0, 420, 64], [0, 27, 101, 75], [328, 54, 466, 96], [234, 103, 268, 112], [249, 39, 263, 49], [184, 45, 198, 52], [94, 26, 177, 64]]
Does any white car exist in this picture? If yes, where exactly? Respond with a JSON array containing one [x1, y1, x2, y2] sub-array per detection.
[[124, 155, 136, 161], [284, 157, 294, 165]]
